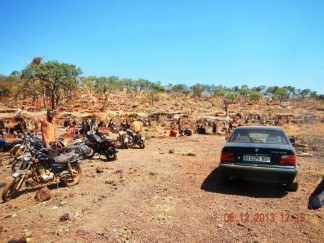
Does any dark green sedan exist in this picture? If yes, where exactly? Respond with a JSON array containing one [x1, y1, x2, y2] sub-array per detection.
[[219, 126, 298, 191]]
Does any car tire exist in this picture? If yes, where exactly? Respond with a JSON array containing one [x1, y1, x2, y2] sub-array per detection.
[[286, 178, 299, 192]]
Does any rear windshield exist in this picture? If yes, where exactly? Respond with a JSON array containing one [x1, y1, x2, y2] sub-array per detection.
[[228, 129, 288, 144]]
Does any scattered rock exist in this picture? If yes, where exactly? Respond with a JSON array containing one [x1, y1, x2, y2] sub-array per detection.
[[217, 224, 223, 228], [105, 180, 116, 186], [187, 152, 196, 156], [34, 187, 52, 202], [60, 200, 68, 206], [8, 233, 26, 243], [76, 229, 87, 236], [59, 213, 70, 222], [24, 230, 32, 238], [169, 149, 174, 154], [96, 168, 104, 173]]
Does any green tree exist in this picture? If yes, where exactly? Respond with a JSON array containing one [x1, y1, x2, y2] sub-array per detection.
[[190, 83, 203, 98], [212, 85, 225, 97], [213, 86, 236, 113], [249, 90, 263, 103], [165, 83, 173, 93], [120, 78, 134, 92], [266, 86, 279, 99], [21, 60, 82, 110], [300, 89, 311, 99], [274, 87, 288, 103], [0, 75, 21, 100], [81, 76, 97, 94], [252, 85, 266, 93], [239, 87, 250, 102], [171, 84, 190, 94], [136, 78, 150, 91], [146, 81, 165, 106], [310, 91, 318, 99]]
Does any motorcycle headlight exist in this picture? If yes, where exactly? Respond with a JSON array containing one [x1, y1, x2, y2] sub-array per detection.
[[23, 153, 32, 161], [17, 150, 24, 156]]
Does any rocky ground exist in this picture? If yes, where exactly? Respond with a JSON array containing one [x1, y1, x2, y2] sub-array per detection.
[[0, 122, 323, 242]]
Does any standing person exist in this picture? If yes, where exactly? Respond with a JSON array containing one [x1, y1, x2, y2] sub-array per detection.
[[131, 120, 143, 133], [41, 110, 59, 149], [229, 119, 233, 131], [70, 118, 77, 134], [212, 120, 218, 134]]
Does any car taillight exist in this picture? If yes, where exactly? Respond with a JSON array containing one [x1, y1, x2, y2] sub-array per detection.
[[220, 151, 235, 163], [279, 155, 296, 165]]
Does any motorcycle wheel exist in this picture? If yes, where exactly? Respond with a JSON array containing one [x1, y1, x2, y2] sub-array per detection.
[[86, 147, 96, 159], [11, 158, 27, 172], [105, 147, 117, 161], [2, 176, 24, 202], [66, 163, 82, 186], [123, 141, 128, 149], [0, 145, 5, 152], [128, 137, 134, 148], [9, 146, 20, 158], [138, 140, 145, 149]]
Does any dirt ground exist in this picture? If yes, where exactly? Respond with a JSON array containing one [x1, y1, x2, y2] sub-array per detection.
[[0, 122, 323, 242]]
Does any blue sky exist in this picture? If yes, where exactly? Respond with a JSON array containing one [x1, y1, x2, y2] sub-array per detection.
[[1, 0, 323, 94]]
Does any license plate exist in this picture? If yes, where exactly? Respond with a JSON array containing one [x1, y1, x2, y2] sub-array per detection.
[[243, 155, 270, 162]]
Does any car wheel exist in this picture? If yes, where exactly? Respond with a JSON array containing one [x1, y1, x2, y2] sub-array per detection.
[[286, 178, 299, 192]]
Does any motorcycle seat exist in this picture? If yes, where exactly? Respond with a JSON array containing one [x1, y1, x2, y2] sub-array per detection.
[[54, 152, 80, 163]]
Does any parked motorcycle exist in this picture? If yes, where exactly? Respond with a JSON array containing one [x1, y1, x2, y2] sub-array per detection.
[[85, 134, 118, 161], [9, 132, 42, 158], [110, 122, 120, 133], [2, 142, 90, 202], [0, 137, 22, 152], [117, 130, 130, 149], [126, 129, 145, 149], [10, 133, 67, 172], [179, 127, 192, 136]]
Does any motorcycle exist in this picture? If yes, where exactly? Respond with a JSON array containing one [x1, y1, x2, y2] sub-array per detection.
[[126, 129, 145, 149], [0, 129, 6, 138], [110, 122, 120, 133], [117, 130, 130, 149], [9, 132, 42, 157], [0, 137, 22, 152], [85, 133, 118, 161], [179, 127, 192, 136], [10, 133, 66, 172], [2, 142, 90, 202]]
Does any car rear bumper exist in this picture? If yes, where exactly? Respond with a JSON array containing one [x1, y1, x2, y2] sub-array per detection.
[[220, 163, 297, 183]]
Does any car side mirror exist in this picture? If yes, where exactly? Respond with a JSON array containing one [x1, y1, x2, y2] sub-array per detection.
[[289, 137, 295, 143]]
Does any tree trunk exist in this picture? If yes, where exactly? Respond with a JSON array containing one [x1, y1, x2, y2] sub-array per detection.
[[55, 93, 61, 109], [51, 92, 55, 110], [42, 88, 47, 109], [102, 93, 108, 111]]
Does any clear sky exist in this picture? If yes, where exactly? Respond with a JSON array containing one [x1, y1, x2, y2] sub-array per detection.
[[1, 0, 323, 94]]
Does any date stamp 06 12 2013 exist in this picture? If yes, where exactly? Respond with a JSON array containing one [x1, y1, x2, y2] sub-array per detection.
[[223, 212, 306, 223]]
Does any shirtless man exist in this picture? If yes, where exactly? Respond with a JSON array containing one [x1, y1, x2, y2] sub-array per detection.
[[41, 110, 59, 149]]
